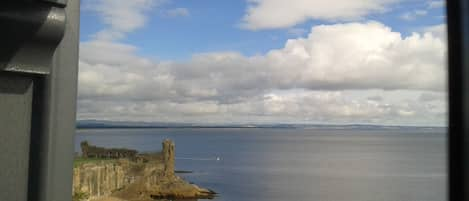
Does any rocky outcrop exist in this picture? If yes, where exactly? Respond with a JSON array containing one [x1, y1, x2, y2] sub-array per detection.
[[73, 139, 215, 201]]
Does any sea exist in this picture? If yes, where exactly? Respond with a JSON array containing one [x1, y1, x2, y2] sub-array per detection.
[[75, 127, 447, 201]]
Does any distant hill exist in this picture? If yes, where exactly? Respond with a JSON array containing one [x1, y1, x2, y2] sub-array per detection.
[[76, 119, 297, 129], [76, 120, 445, 130], [76, 120, 193, 128]]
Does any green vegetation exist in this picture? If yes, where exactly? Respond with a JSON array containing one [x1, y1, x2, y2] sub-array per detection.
[[72, 191, 89, 201], [74, 157, 115, 168]]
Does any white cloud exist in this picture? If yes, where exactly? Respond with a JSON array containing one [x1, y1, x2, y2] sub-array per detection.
[[419, 92, 446, 102], [424, 24, 447, 41], [77, 90, 446, 126], [164, 7, 190, 17], [241, 0, 398, 30], [78, 22, 447, 125], [263, 22, 446, 91], [83, 0, 163, 40]]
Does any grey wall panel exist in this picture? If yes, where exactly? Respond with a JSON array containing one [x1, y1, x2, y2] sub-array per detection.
[[0, 74, 33, 201]]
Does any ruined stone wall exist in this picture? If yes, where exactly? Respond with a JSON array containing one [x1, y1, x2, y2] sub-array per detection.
[[80, 141, 138, 159]]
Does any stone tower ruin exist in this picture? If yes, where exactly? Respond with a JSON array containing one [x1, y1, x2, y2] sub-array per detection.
[[162, 139, 175, 176]]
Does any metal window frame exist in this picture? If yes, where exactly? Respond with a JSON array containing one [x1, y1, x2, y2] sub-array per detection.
[[0, 0, 79, 201], [447, 0, 469, 200], [28, 1, 80, 201]]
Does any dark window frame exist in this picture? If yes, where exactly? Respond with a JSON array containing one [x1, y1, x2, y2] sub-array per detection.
[[447, 0, 469, 200]]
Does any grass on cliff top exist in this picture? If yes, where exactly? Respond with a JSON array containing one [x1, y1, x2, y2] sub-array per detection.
[[74, 157, 116, 168]]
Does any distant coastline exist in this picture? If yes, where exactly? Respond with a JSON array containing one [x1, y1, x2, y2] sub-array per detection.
[[76, 120, 446, 130]]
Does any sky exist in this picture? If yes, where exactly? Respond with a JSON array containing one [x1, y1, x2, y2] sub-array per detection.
[[77, 0, 447, 126]]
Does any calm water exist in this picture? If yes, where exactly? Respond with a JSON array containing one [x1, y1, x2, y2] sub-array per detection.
[[75, 128, 447, 201]]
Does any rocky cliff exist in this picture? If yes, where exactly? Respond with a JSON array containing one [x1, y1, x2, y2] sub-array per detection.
[[73, 139, 215, 201], [73, 159, 136, 200]]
